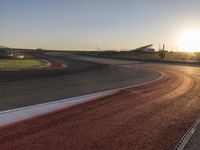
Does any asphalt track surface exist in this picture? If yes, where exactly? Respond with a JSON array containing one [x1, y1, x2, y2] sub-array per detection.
[[0, 56, 200, 150], [0, 54, 159, 111], [0, 54, 104, 82]]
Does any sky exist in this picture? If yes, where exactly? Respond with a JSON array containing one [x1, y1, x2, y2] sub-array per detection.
[[1, 0, 200, 51]]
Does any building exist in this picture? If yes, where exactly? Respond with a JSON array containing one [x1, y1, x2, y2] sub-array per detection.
[[130, 44, 155, 52], [0, 47, 13, 58]]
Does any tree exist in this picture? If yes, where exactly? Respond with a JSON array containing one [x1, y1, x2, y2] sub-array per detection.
[[158, 44, 165, 59], [159, 50, 165, 59]]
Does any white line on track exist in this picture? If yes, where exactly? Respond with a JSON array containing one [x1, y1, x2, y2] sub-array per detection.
[[174, 115, 200, 150], [0, 91, 118, 127]]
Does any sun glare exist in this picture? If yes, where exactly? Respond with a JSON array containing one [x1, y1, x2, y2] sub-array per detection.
[[178, 29, 200, 52]]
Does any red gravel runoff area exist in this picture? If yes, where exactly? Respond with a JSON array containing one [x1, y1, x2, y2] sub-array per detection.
[[0, 64, 200, 150]]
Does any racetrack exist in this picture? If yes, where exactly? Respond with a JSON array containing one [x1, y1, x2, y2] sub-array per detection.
[[0, 54, 160, 111], [0, 56, 199, 150]]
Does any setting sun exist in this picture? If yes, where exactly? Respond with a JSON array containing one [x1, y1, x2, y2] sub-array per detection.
[[178, 29, 200, 52]]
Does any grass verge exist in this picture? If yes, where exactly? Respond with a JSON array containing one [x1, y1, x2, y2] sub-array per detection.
[[0, 59, 49, 69]]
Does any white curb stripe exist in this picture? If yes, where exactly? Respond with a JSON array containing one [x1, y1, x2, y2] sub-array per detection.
[[0, 91, 117, 127]]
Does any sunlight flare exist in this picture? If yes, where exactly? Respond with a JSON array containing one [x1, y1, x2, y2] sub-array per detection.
[[178, 29, 200, 52]]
